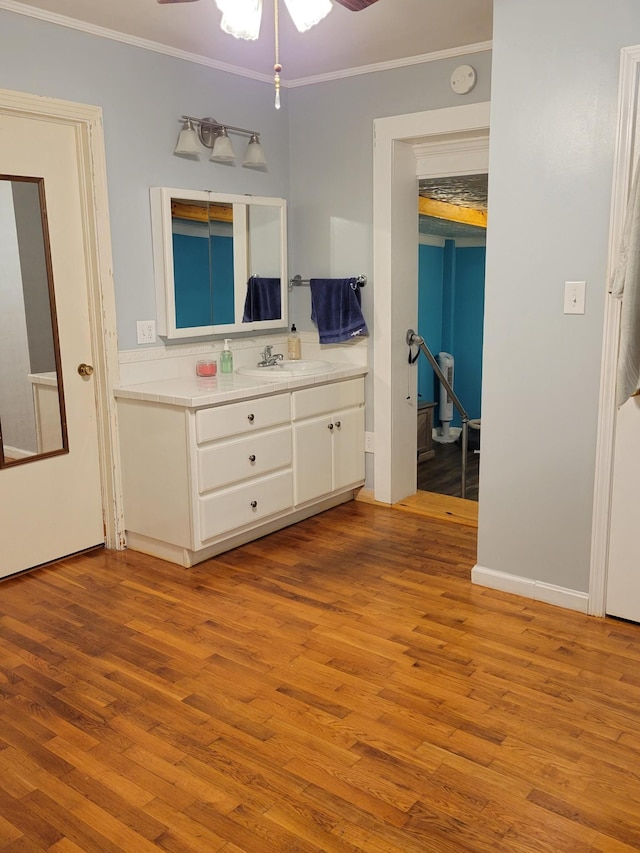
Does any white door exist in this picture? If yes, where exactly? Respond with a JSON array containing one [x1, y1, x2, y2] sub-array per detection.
[[0, 112, 105, 577], [606, 400, 640, 620]]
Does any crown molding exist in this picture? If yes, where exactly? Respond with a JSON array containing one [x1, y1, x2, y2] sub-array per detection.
[[287, 40, 492, 88], [0, 0, 273, 84], [0, 1, 491, 89]]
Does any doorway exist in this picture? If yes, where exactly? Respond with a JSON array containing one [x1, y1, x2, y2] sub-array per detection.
[[416, 173, 487, 501], [0, 89, 123, 576], [372, 102, 491, 507]]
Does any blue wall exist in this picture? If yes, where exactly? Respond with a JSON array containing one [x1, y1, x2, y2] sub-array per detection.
[[417, 243, 444, 407], [173, 234, 235, 329], [418, 240, 485, 427]]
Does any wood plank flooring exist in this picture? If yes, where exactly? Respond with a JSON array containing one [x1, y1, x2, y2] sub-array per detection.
[[1, 501, 640, 851], [418, 441, 480, 501]]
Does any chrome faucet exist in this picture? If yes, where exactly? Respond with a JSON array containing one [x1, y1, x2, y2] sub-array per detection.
[[257, 344, 284, 367]]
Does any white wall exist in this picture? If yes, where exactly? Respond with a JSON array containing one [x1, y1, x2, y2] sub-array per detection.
[[479, 0, 640, 594]]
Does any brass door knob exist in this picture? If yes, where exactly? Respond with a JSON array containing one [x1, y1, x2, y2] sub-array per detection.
[[77, 363, 94, 377]]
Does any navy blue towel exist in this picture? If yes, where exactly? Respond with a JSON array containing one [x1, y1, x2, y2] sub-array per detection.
[[309, 278, 369, 344], [243, 276, 281, 322]]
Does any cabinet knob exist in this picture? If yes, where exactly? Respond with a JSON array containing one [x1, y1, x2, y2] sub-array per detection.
[[249, 454, 256, 462], [328, 423, 334, 431], [247, 413, 255, 422], [250, 500, 258, 509], [334, 420, 341, 428]]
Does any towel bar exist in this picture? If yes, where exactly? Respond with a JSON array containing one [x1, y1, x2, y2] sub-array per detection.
[[288, 274, 367, 291]]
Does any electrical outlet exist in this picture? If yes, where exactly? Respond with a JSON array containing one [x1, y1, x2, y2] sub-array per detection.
[[364, 431, 375, 453], [136, 320, 156, 344]]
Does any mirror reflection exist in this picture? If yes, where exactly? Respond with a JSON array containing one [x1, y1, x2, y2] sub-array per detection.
[[171, 198, 235, 329], [0, 175, 67, 466]]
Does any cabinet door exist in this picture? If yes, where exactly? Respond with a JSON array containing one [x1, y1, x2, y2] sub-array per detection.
[[293, 416, 333, 505], [333, 406, 365, 492]]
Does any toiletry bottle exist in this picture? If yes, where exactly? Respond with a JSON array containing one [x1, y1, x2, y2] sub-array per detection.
[[287, 324, 301, 360], [220, 339, 233, 373]]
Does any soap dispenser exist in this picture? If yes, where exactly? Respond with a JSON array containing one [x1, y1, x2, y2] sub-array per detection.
[[220, 339, 233, 374], [287, 324, 301, 360]]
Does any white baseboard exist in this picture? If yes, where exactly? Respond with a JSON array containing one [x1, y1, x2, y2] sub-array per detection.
[[472, 565, 589, 614]]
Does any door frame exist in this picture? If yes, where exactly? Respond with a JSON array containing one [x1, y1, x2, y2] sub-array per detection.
[[372, 102, 491, 505], [589, 45, 640, 615], [0, 88, 125, 550]]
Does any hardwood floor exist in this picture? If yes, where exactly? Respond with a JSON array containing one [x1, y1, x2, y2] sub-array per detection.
[[418, 441, 480, 501], [1, 501, 640, 851]]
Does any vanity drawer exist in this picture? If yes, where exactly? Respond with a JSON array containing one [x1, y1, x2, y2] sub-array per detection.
[[196, 393, 290, 443], [292, 378, 364, 421], [199, 470, 293, 541], [197, 426, 292, 492]]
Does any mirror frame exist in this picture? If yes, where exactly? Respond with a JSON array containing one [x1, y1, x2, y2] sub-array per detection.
[[150, 187, 288, 338], [0, 174, 68, 468]]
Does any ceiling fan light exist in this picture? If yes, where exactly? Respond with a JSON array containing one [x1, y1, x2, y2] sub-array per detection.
[[216, 0, 262, 40], [210, 128, 236, 163], [242, 134, 267, 169], [174, 119, 201, 157], [282, 0, 331, 32]]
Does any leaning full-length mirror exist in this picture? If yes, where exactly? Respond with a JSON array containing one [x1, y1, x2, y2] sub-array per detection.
[[0, 175, 67, 466]]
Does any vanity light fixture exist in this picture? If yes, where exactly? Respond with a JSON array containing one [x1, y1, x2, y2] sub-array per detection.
[[174, 116, 267, 169], [243, 133, 268, 168]]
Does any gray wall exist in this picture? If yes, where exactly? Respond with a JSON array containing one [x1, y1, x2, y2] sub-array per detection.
[[286, 52, 491, 488], [287, 53, 493, 334], [0, 9, 292, 350], [479, 0, 640, 593]]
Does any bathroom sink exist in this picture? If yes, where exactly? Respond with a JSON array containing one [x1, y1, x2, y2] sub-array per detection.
[[237, 360, 335, 378]]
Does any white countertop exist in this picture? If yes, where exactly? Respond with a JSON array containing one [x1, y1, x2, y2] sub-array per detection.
[[114, 363, 367, 408]]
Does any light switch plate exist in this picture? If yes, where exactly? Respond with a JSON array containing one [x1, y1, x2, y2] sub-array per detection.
[[564, 281, 586, 315]]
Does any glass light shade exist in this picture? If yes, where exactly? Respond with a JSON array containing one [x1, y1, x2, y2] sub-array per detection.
[[243, 134, 267, 169], [215, 0, 262, 40], [283, 0, 331, 32], [210, 128, 236, 163], [174, 120, 201, 157]]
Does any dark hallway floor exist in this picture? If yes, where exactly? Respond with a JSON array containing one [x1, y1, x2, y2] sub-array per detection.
[[417, 438, 480, 501]]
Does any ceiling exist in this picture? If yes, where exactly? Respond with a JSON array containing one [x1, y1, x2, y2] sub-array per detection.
[[4, 0, 493, 81], [5, 0, 491, 240], [419, 174, 488, 241]]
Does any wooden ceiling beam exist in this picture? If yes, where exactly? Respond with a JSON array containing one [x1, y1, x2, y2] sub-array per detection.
[[171, 201, 233, 223], [418, 196, 487, 229]]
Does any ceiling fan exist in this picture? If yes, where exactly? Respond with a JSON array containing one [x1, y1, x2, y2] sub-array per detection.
[[157, 0, 380, 10], [159, 0, 382, 107]]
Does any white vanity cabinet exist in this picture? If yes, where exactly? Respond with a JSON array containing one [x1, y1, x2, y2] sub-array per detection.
[[292, 378, 365, 506], [116, 373, 366, 567]]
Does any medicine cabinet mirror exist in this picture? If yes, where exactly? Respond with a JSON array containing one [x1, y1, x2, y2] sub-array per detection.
[[151, 187, 287, 338], [0, 174, 68, 468]]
